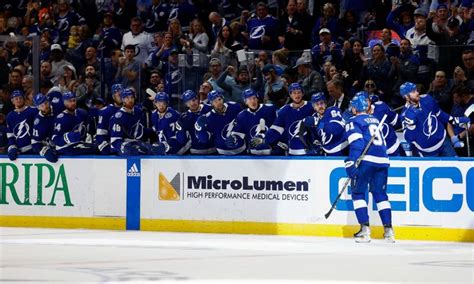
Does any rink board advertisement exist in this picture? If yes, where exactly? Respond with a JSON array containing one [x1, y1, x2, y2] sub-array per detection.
[[0, 157, 127, 229], [140, 157, 474, 241]]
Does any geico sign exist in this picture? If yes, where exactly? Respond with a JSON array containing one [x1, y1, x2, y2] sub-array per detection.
[[329, 166, 474, 212]]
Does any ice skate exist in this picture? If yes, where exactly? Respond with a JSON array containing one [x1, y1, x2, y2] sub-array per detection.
[[383, 226, 395, 243], [354, 224, 371, 243]]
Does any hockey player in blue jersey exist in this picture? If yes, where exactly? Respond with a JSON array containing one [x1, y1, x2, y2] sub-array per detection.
[[6, 90, 38, 160], [226, 89, 277, 155], [344, 95, 394, 243], [195, 90, 242, 155], [252, 83, 314, 155], [359, 92, 402, 156], [46, 87, 65, 116], [303, 92, 348, 156], [96, 84, 123, 154], [151, 92, 191, 155], [52, 92, 97, 155], [109, 89, 157, 156], [399, 82, 469, 157], [180, 90, 215, 154], [32, 94, 58, 163]]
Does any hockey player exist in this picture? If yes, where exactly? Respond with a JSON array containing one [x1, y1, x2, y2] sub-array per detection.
[[344, 95, 394, 243], [251, 83, 314, 155], [195, 90, 242, 155], [52, 92, 97, 155], [96, 84, 123, 154], [399, 82, 469, 157], [109, 88, 156, 155], [6, 90, 38, 160], [303, 92, 348, 156], [151, 92, 191, 155], [362, 91, 402, 156], [46, 87, 65, 116], [32, 94, 58, 163], [180, 90, 214, 154], [226, 89, 277, 155]]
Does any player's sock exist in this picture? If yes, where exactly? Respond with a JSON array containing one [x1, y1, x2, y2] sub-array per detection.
[[372, 192, 392, 227], [352, 192, 369, 225]]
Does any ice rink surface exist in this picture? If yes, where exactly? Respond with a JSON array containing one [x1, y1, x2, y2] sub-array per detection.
[[0, 227, 472, 283]]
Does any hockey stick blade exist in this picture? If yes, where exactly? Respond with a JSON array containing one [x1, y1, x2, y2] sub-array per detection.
[[324, 113, 388, 219]]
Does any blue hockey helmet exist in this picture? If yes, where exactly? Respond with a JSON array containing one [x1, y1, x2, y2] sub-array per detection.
[[351, 94, 369, 112], [369, 94, 379, 103], [399, 82, 417, 97], [154, 91, 170, 103], [355, 91, 369, 99], [111, 83, 124, 95], [33, 93, 48, 106], [310, 92, 326, 104], [207, 90, 224, 102], [10, 90, 24, 99], [288, 82, 303, 94], [62, 91, 76, 101], [242, 88, 258, 101], [182, 90, 197, 104], [121, 88, 135, 99]]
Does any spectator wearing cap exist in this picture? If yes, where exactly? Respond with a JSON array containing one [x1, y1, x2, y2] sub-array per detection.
[[431, 3, 450, 33], [242, 2, 278, 50], [278, 0, 308, 51], [262, 64, 288, 108], [217, 65, 264, 104], [121, 17, 153, 64], [76, 65, 102, 109], [50, 43, 73, 79], [426, 13, 467, 75], [98, 12, 122, 59], [295, 55, 323, 100], [116, 44, 141, 95], [405, 8, 432, 48], [311, 28, 341, 70], [206, 57, 234, 100], [360, 44, 391, 101], [311, 3, 338, 46], [57, 64, 77, 92], [386, 2, 416, 38], [211, 25, 241, 69]]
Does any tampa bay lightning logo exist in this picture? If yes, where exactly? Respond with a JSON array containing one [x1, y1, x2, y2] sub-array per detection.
[[131, 122, 144, 139], [318, 129, 333, 146], [57, 18, 70, 32], [221, 122, 235, 139], [288, 120, 301, 138], [72, 123, 87, 137], [250, 118, 268, 138], [170, 70, 182, 85], [13, 120, 30, 139], [250, 25, 266, 39], [422, 112, 438, 138], [381, 123, 390, 139], [168, 8, 178, 21]]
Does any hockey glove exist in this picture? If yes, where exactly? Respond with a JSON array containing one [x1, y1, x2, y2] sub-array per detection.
[[344, 158, 357, 179], [304, 116, 319, 128], [250, 136, 264, 148], [151, 142, 168, 155], [195, 115, 208, 131], [65, 131, 82, 143], [225, 135, 238, 148], [402, 106, 419, 130], [43, 147, 58, 163], [451, 117, 470, 128], [7, 145, 18, 161], [451, 135, 465, 148]]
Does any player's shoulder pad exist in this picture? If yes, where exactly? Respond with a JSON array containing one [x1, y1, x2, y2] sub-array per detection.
[[57, 113, 65, 119], [34, 118, 40, 126], [114, 111, 123, 119]]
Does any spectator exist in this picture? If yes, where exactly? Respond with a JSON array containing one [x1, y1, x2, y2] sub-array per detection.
[[167, 0, 197, 29], [271, 49, 289, 71], [428, 70, 454, 113], [432, 4, 450, 33], [209, 11, 228, 47], [361, 44, 391, 102], [311, 3, 338, 46], [341, 39, 366, 88], [415, 45, 436, 89], [57, 64, 77, 92], [116, 44, 141, 93], [311, 28, 341, 70], [198, 81, 213, 103], [50, 43, 72, 79], [79, 47, 101, 81], [4, 69, 23, 95], [363, 79, 384, 98], [326, 78, 351, 112], [278, 0, 307, 51], [206, 57, 234, 100], [217, 65, 264, 104], [144, 0, 171, 33], [55, 0, 85, 47], [39, 36, 51, 62], [149, 32, 177, 68], [76, 66, 102, 109], [243, 2, 278, 50], [295, 0, 314, 43], [386, 3, 415, 38], [262, 64, 288, 108], [211, 25, 241, 68], [121, 17, 153, 64], [104, 48, 122, 94], [180, 19, 209, 67], [450, 85, 474, 157], [295, 56, 323, 100], [406, 8, 432, 48], [168, 18, 184, 51], [338, 10, 359, 41], [388, 39, 420, 103], [21, 75, 34, 105], [98, 11, 122, 59], [453, 50, 474, 89]]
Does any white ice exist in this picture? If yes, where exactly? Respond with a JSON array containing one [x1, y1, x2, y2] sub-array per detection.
[[0, 227, 472, 283]]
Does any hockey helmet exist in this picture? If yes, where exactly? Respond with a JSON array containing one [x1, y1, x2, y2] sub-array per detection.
[[182, 90, 197, 104], [351, 94, 369, 112], [242, 88, 258, 101], [288, 82, 303, 94], [10, 90, 24, 99], [399, 82, 417, 97], [111, 83, 124, 95], [310, 92, 326, 104], [207, 90, 224, 102], [154, 92, 170, 103], [62, 91, 76, 101], [120, 88, 135, 99], [33, 93, 48, 106]]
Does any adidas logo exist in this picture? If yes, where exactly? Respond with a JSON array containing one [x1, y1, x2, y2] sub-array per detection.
[[127, 163, 140, 177]]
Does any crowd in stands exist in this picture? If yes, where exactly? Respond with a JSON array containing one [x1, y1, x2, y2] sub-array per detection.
[[0, 0, 473, 158]]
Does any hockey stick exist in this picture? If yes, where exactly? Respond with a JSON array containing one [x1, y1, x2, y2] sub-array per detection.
[[464, 104, 474, 157], [324, 113, 388, 219]]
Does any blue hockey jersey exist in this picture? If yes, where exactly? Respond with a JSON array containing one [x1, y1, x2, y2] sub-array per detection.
[[6, 106, 38, 153], [109, 106, 147, 153], [32, 111, 55, 153], [232, 104, 277, 144], [96, 104, 120, 152], [247, 15, 278, 50], [401, 95, 451, 156], [371, 101, 401, 155], [345, 114, 389, 168], [151, 107, 190, 155], [309, 106, 348, 156], [52, 109, 90, 152], [181, 104, 214, 154], [195, 102, 242, 155]]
